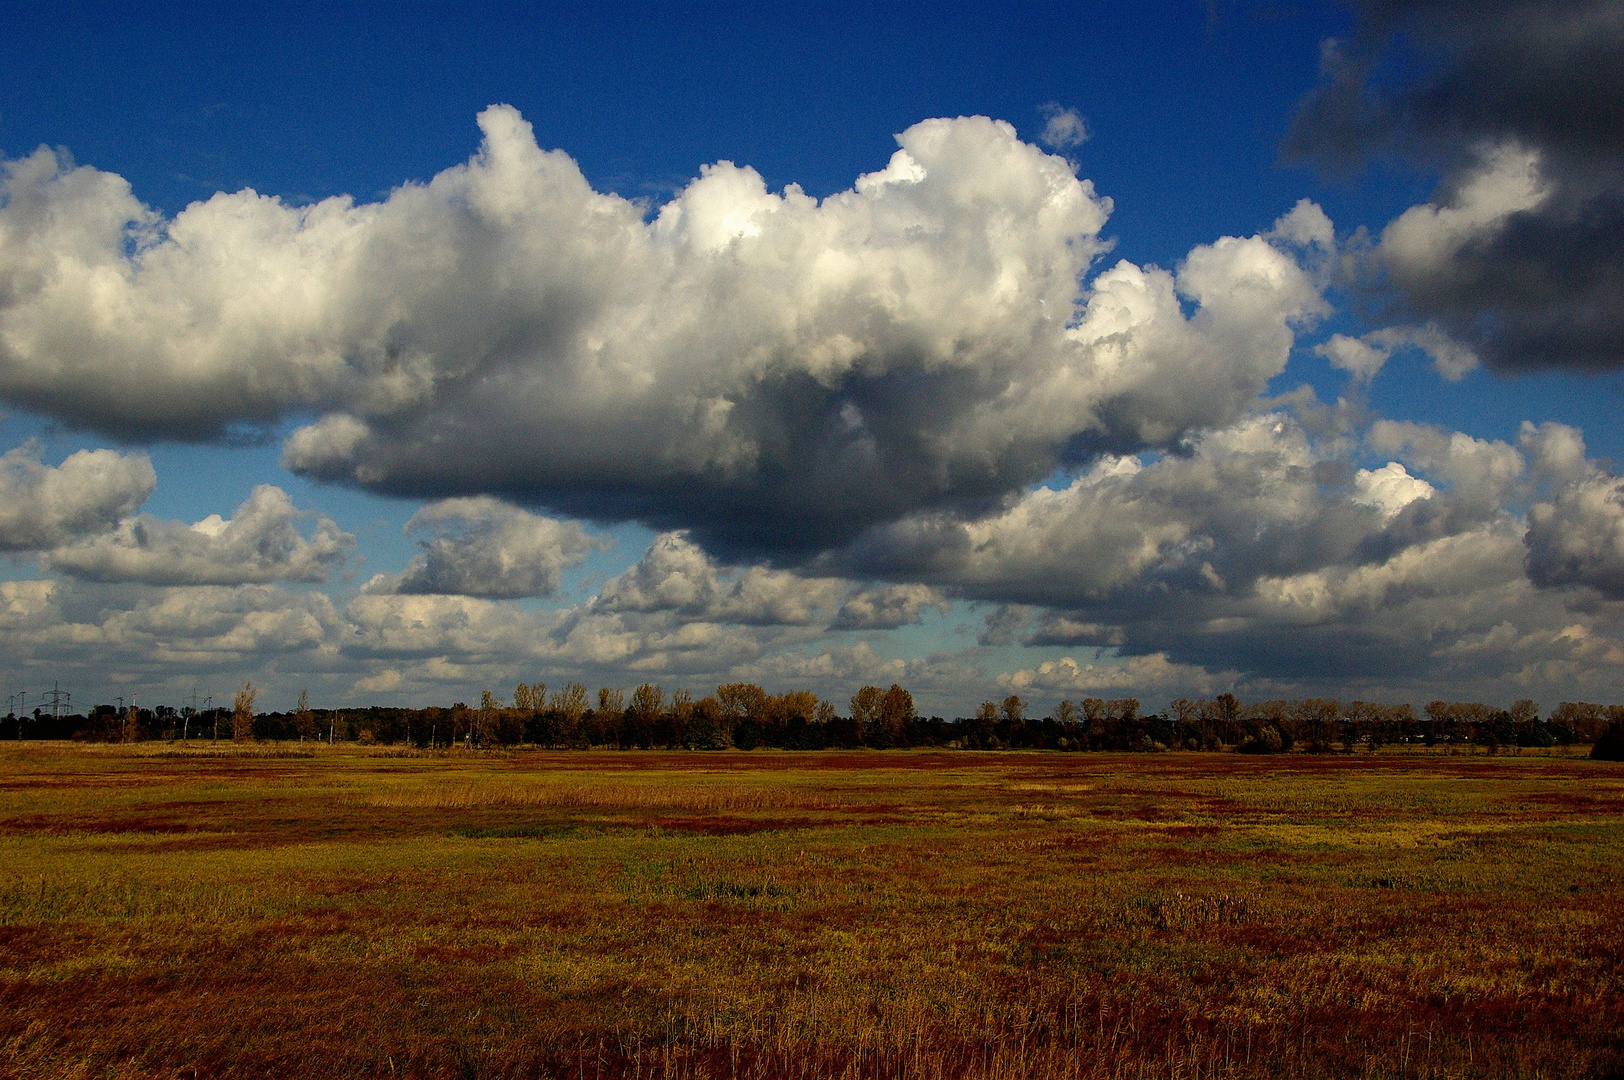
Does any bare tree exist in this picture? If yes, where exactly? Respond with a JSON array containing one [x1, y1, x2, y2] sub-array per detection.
[[232, 683, 256, 742], [553, 683, 589, 723], [294, 688, 315, 739], [629, 683, 664, 721], [476, 689, 502, 745]]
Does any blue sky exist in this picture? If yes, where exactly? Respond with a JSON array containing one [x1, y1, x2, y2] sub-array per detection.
[[3, 1, 1622, 715]]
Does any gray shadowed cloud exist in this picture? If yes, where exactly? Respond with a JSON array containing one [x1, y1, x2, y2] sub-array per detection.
[[832, 583, 951, 630], [3, 405, 1624, 707], [0, 108, 1330, 561], [1521, 421, 1624, 598], [842, 401, 1624, 696], [1286, 0, 1624, 371], [366, 497, 607, 599]]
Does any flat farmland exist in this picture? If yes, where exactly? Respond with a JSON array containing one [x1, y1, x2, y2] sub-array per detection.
[[1, 745, 1620, 1079]]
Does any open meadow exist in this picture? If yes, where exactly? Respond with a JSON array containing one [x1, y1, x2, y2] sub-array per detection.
[[1, 744, 1621, 1079]]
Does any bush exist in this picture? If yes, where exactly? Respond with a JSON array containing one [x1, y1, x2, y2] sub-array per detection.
[[1591, 721, 1624, 761], [1238, 726, 1286, 754]]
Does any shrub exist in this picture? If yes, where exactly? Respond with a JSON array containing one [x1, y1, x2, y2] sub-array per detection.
[[1591, 721, 1624, 761]]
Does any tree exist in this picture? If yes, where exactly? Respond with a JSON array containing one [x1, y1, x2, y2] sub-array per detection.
[[551, 683, 589, 746], [685, 696, 732, 749], [969, 701, 999, 747], [1292, 698, 1339, 752], [717, 683, 768, 721], [1551, 701, 1610, 743], [879, 684, 916, 747], [1053, 699, 1082, 749], [629, 683, 663, 721], [476, 689, 503, 746], [553, 683, 589, 722], [779, 690, 819, 723], [232, 683, 256, 742], [1239, 725, 1286, 754], [626, 684, 663, 748], [774, 690, 821, 748], [661, 688, 693, 747], [849, 686, 884, 745], [1592, 721, 1624, 761], [1000, 695, 1026, 724], [592, 687, 625, 746], [294, 689, 315, 739]]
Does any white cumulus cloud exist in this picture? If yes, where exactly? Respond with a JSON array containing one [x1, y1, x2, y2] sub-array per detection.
[[0, 443, 155, 552], [0, 108, 1329, 559], [49, 484, 352, 585]]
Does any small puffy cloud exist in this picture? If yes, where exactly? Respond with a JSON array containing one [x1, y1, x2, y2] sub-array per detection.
[[373, 496, 607, 599], [0, 443, 154, 551], [999, 653, 1229, 697], [1527, 482, 1624, 597], [1316, 323, 1480, 384], [833, 583, 950, 631], [354, 669, 403, 694], [1315, 333, 1390, 381], [1366, 324, 1480, 381], [1267, 199, 1337, 254], [591, 532, 845, 625], [1367, 420, 1524, 514], [1038, 103, 1089, 150], [343, 591, 534, 663], [1351, 462, 1434, 522], [49, 484, 352, 585]]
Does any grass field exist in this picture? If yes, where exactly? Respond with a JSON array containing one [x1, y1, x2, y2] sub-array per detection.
[[1, 744, 1620, 1079]]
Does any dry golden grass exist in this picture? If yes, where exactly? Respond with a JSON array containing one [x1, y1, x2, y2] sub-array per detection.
[[0, 744, 1620, 1079]]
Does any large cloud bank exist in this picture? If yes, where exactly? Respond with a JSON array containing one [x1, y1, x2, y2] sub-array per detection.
[[1, 107, 1328, 557], [2, 105, 1621, 710]]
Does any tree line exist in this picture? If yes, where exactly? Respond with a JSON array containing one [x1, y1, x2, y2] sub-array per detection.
[[6, 683, 1624, 758]]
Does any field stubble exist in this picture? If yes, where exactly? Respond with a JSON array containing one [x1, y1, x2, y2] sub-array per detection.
[[0, 744, 1620, 1079]]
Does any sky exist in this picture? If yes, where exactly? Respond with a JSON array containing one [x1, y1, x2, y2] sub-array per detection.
[[2, 0, 1623, 717]]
